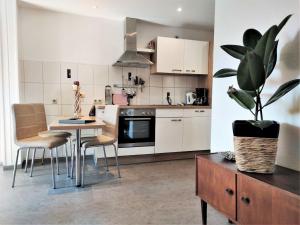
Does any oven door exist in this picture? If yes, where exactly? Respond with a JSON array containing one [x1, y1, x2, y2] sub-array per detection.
[[118, 116, 155, 148]]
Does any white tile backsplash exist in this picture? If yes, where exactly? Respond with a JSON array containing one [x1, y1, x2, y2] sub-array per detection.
[[61, 62, 78, 83], [24, 61, 43, 83], [24, 83, 44, 103], [94, 65, 109, 85], [20, 60, 204, 123], [44, 84, 61, 104], [43, 62, 60, 83], [150, 87, 163, 104], [78, 64, 93, 84], [150, 75, 163, 87]]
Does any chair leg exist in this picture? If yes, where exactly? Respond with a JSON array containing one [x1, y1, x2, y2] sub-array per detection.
[[50, 149, 56, 189], [55, 147, 59, 175], [112, 144, 121, 178], [64, 144, 70, 177], [30, 148, 36, 177], [70, 144, 75, 179], [102, 146, 109, 172], [81, 148, 86, 188], [12, 148, 21, 188], [41, 148, 46, 165], [24, 148, 31, 173]]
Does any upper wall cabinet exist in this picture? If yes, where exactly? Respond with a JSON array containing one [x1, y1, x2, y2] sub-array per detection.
[[151, 37, 209, 75]]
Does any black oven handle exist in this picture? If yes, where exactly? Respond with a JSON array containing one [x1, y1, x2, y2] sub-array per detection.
[[124, 118, 152, 121]]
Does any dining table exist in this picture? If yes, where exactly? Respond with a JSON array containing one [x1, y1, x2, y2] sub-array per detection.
[[49, 116, 105, 187]]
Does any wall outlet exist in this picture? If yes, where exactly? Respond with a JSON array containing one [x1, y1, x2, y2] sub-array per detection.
[[67, 69, 71, 78]]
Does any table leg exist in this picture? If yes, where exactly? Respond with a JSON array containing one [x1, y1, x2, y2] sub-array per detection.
[[76, 129, 81, 187], [201, 199, 207, 225]]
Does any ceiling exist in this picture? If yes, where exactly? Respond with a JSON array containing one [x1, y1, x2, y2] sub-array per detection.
[[19, 0, 215, 30]]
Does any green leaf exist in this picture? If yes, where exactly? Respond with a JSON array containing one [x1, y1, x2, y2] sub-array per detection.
[[254, 25, 279, 66], [221, 45, 249, 60], [214, 68, 237, 78], [266, 41, 278, 77], [247, 51, 266, 89], [243, 29, 262, 49], [278, 14, 292, 33], [245, 90, 257, 97], [227, 86, 256, 110], [248, 120, 275, 129], [237, 54, 256, 91], [264, 79, 300, 107]]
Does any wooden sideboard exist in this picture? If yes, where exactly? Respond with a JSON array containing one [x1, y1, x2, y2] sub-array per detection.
[[196, 153, 300, 225]]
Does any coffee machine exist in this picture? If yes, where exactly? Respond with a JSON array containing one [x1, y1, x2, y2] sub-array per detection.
[[194, 88, 208, 105]]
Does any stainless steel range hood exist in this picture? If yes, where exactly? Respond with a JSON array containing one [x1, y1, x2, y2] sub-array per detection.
[[113, 17, 153, 68]]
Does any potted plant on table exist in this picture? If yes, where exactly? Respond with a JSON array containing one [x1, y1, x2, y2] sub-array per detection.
[[214, 15, 300, 174]]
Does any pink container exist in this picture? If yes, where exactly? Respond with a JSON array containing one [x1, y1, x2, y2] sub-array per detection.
[[112, 94, 128, 105]]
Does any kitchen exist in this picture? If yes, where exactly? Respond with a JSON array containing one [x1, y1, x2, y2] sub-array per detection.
[[1, 0, 299, 225]]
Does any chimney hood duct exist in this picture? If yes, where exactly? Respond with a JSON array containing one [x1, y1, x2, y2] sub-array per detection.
[[113, 17, 153, 68]]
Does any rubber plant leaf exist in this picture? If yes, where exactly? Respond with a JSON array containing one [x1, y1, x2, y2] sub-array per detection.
[[247, 51, 266, 89], [214, 68, 237, 78], [278, 14, 292, 33], [264, 79, 300, 107], [266, 41, 278, 77], [227, 86, 256, 110], [237, 53, 258, 91], [221, 45, 249, 60], [243, 29, 262, 49]]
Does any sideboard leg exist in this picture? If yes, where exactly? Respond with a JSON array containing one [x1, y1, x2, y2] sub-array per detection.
[[201, 199, 207, 225]]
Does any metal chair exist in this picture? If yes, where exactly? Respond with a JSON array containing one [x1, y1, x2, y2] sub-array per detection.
[[78, 105, 121, 187], [31, 104, 72, 176], [12, 104, 68, 189]]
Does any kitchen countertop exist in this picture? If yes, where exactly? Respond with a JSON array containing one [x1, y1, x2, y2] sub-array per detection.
[[96, 105, 211, 109]]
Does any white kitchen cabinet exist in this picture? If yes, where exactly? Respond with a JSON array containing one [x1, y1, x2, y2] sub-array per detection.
[[155, 37, 185, 74], [184, 40, 209, 74], [151, 37, 209, 75], [155, 117, 184, 153], [183, 117, 211, 151]]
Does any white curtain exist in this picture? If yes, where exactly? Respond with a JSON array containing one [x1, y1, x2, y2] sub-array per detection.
[[0, 0, 20, 166]]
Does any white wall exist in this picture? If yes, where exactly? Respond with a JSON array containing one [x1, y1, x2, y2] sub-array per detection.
[[211, 0, 300, 171], [136, 20, 213, 48]]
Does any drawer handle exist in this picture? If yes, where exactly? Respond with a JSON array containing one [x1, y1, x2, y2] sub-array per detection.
[[186, 70, 191, 72], [225, 188, 234, 195], [172, 69, 182, 72], [192, 70, 196, 72], [241, 196, 250, 205], [195, 110, 205, 113], [171, 119, 182, 122]]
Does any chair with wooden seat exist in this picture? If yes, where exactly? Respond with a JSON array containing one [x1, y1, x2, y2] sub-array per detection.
[[12, 104, 68, 189], [32, 103, 72, 176], [80, 105, 121, 187]]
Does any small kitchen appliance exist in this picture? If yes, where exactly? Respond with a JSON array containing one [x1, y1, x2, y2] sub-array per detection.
[[186, 92, 197, 105], [194, 88, 209, 105]]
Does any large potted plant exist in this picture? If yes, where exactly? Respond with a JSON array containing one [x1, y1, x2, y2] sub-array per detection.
[[214, 15, 300, 173]]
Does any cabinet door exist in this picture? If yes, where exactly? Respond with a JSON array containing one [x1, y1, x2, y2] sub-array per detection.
[[183, 117, 211, 151], [237, 174, 273, 224], [156, 37, 184, 74], [184, 40, 209, 74], [197, 157, 236, 220], [272, 189, 300, 224], [155, 118, 183, 153]]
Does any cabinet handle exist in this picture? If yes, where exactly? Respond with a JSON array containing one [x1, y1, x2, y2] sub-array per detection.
[[192, 70, 196, 72], [225, 188, 234, 195], [186, 70, 191, 72], [171, 119, 182, 122], [195, 110, 205, 113], [172, 69, 182, 72], [241, 196, 250, 205]]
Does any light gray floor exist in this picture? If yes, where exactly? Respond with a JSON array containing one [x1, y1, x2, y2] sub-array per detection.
[[0, 159, 230, 225]]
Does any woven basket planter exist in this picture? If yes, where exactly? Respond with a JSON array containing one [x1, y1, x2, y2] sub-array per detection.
[[234, 136, 278, 173]]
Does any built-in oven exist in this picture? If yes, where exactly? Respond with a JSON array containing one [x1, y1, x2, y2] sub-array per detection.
[[118, 108, 155, 148]]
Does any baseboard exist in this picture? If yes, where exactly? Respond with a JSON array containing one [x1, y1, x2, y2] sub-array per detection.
[[97, 150, 210, 166]]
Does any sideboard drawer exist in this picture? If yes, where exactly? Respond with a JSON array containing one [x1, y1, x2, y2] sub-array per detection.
[[197, 157, 236, 220]]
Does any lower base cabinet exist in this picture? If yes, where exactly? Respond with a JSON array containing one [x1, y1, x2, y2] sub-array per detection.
[[196, 154, 300, 225]]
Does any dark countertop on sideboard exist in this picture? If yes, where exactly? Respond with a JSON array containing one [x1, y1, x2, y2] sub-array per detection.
[[196, 153, 300, 196]]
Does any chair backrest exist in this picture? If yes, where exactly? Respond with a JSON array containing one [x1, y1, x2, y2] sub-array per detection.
[[12, 104, 40, 140], [32, 103, 48, 133], [102, 105, 119, 140]]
